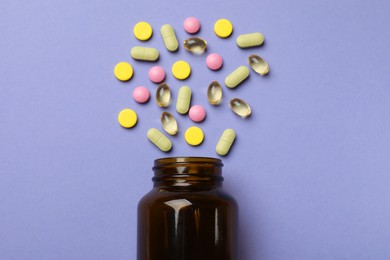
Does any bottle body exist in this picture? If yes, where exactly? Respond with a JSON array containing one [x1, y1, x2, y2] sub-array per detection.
[[137, 157, 238, 260]]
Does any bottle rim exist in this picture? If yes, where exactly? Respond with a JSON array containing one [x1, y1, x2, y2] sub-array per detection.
[[153, 157, 223, 169]]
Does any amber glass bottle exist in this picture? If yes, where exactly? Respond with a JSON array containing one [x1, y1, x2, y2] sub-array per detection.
[[137, 157, 238, 260]]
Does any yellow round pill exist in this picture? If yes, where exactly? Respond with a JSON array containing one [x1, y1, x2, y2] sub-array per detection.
[[114, 62, 133, 81], [133, 21, 153, 41], [172, 60, 191, 80], [118, 108, 137, 128], [185, 126, 204, 146], [214, 19, 233, 38]]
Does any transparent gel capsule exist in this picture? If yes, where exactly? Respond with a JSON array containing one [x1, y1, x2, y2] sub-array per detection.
[[161, 112, 178, 135], [230, 98, 252, 118], [155, 83, 171, 107], [207, 81, 223, 105], [248, 54, 269, 75], [183, 37, 207, 54]]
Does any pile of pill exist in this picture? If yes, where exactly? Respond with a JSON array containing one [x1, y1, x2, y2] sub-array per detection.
[[114, 18, 269, 156]]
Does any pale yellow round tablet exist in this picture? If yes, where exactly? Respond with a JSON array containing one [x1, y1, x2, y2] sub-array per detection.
[[118, 108, 137, 128], [185, 126, 204, 146], [133, 21, 153, 41], [172, 60, 191, 80], [114, 62, 133, 81], [214, 19, 233, 38]]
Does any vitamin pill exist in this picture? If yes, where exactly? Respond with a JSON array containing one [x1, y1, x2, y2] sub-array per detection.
[[176, 86, 192, 114], [248, 54, 269, 75], [147, 128, 172, 152], [185, 126, 204, 146], [206, 53, 223, 70], [118, 108, 137, 128], [156, 83, 171, 107], [236, 33, 264, 48], [189, 105, 206, 122], [230, 98, 252, 118], [183, 37, 207, 54], [130, 47, 159, 61], [216, 129, 236, 156], [160, 24, 179, 52], [183, 17, 200, 34], [132, 86, 150, 103], [172, 60, 191, 80], [224, 66, 249, 88], [214, 19, 233, 38], [161, 112, 178, 135], [114, 62, 133, 81], [207, 81, 223, 105], [148, 66, 165, 83], [133, 21, 153, 41]]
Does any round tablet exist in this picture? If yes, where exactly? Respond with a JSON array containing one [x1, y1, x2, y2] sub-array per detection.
[[133, 21, 153, 41], [148, 66, 166, 83], [214, 19, 233, 38], [183, 17, 200, 34], [114, 62, 133, 81], [118, 108, 137, 128], [133, 86, 150, 103], [189, 105, 206, 122], [185, 126, 204, 146], [172, 60, 191, 80], [206, 53, 223, 70]]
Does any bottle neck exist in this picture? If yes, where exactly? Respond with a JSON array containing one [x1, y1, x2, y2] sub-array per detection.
[[152, 157, 224, 190]]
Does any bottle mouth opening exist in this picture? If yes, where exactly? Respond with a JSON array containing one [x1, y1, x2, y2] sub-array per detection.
[[153, 157, 223, 169]]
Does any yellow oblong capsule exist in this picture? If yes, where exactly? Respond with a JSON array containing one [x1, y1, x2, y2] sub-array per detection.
[[130, 46, 159, 61], [147, 128, 172, 152], [225, 66, 249, 88], [160, 24, 179, 52], [236, 32, 264, 48], [176, 86, 192, 114], [216, 129, 236, 156]]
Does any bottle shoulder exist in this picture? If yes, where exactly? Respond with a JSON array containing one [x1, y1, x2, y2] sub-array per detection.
[[138, 188, 238, 209]]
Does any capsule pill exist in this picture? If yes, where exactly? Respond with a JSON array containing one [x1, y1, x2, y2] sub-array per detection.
[[147, 128, 172, 152], [236, 33, 264, 48], [225, 66, 249, 88], [216, 129, 236, 156], [176, 86, 192, 114], [160, 24, 179, 52], [131, 47, 159, 61]]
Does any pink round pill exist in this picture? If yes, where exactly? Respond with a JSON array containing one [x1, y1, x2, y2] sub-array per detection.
[[148, 66, 165, 83], [189, 105, 206, 122], [183, 17, 200, 34], [206, 53, 223, 70], [132, 86, 150, 103]]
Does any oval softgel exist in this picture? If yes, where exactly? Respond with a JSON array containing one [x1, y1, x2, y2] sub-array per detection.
[[216, 129, 236, 156], [131, 47, 159, 61], [225, 66, 249, 88], [236, 32, 264, 48], [176, 86, 192, 114], [147, 128, 172, 152], [160, 24, 179, 52]]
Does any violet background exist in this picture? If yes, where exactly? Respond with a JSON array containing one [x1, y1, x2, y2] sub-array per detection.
[[1, 0, 390, 259]]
